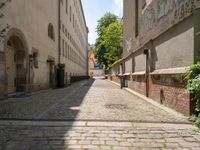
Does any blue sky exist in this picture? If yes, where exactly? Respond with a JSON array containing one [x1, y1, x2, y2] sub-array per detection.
[[82, 0, 123, 44]]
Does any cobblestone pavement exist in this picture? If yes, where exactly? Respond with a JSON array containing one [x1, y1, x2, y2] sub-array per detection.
[[0, 79, 200, 149], [40, 79, 186, 123], [0, 78, 187, 122], [0, 120, 200, 150], [0, 80, 88, 119]]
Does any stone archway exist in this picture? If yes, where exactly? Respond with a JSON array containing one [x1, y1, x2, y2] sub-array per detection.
[[3, 28, 29, 94]]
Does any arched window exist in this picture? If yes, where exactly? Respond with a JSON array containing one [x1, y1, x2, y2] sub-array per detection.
[[48, 23, 55, 41]]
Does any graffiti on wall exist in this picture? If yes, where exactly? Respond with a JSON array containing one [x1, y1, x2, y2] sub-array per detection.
[[158, 0, 200, 20], [174, 0, 198, 21], [143, 5, 155, 33], [125, 37, 132, 53], [157, 0, 178, 19]]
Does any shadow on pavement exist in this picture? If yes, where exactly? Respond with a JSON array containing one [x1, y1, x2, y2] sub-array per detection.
[[0, 79, 96, 150]]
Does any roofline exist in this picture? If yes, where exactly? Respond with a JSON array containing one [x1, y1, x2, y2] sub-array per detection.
[[79, 0, 88, 32]]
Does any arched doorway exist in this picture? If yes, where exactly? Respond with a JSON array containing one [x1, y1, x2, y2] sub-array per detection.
[[4, 29, 29, 94]]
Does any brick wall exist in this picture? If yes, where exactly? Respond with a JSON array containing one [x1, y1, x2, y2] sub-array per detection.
[[129, 75, 146, 95], [149, 74, 193, 115], [108, 72, 194, 115], [108, 75, 121, 84]]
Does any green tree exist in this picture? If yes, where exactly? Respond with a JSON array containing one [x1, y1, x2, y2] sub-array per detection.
[[95, 12, 123, 69], [102, 21, 123, 67]]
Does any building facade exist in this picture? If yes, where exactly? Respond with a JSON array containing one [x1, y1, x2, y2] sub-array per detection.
[[110, 0, 200, 115], [0, 0, 88, 98]]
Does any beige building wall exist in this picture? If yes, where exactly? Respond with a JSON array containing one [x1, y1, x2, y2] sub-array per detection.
[[60, 0, 88, 77], [0, 0, 59, 92], [0, 0, 88, 97], [114, 0, 200, 115], [123, 0, 200, 71]]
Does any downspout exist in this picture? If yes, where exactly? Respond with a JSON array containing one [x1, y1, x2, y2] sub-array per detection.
[[144, 48, 149, 97], [58, 0, 61, 64]]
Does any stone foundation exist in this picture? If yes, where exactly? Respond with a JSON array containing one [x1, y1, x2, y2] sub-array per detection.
[[108, 73, 194, 115], [29, 83, 50, 92]]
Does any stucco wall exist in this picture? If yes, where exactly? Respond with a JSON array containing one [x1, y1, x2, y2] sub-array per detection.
[[125, 58, 132, 73], [134, 53, 146, 72], [1, 0, 59, 89], [123, 0, 135, 57], [154, 17, 194, 70], [0, 0, 88, 94], [194, 8, 200, 62]]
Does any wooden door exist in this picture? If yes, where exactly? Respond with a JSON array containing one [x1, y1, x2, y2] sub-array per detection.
[[6, 47, 16, 93]]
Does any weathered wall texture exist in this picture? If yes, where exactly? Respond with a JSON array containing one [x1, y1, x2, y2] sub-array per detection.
[[116, 0, 200, 115], [149, 74, 191, 115], [153, 17, 194, 70], [0, 53, 5, 98], [0, 0, 88, 96]]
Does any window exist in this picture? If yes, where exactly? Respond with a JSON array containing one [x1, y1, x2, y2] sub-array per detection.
[[48, 23, 55, 41], [70, 6, 72, 22], [135, 0, 139, 37], [62, 39, 64, 56], [73, 14, 75, 28], [66, 0, 68, 14], [68, 45, 70, 59], [65, 29, 68, 37], [62, 24, 65, 33], [65, 42, 68, 58]]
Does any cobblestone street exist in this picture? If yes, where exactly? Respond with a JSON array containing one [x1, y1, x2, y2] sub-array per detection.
[[0, 78, 200, 149], [0, 120, 200, 150]]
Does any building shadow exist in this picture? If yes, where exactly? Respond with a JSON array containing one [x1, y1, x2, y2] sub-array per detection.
[[0, 78, 96, 149]]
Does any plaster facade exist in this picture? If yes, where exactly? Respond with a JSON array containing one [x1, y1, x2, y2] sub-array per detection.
[[0, 0, 88, 98], [110, 0, 200, 115]]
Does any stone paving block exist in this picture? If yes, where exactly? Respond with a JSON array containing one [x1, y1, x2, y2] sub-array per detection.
[[109, 134, 121, 138], [82, 145, 100, 149], [64, 140, 77, 145], [119, 141, 132, 146], [92, 140, 105, 145], [113, 146, 129, 150], [100, 146, 112, 150], [49, 140, 63, 145], [122, 134, 137, 138], [66, 145, 82, 149], [87, 122, 132, 127], [78, 140, 91, 145], [106, 140, 119, 146]]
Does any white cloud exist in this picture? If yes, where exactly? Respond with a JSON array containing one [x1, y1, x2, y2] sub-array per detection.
[[113, 0, 123, 17]]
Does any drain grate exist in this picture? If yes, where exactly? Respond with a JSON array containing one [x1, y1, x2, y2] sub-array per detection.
[[105, 104, 129, 110]]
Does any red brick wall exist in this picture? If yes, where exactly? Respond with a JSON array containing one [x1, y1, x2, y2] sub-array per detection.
[[129, 75, 146, 95], [108, 73, 193, 115], [109, 75, 120, 84], [149, 74, 192, 115]]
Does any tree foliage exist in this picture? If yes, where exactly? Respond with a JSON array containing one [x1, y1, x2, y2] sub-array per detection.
[[187, 62, 200, 112], [95, 12, 123, 69], [187, 62, 200, 128]]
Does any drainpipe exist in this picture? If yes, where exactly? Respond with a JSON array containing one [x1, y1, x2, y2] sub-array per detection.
[[58, 0, 61, 64], [144, 48, 149, 97]]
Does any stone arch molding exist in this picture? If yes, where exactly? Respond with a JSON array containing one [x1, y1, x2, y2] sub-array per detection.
[[3, 28, 30, 94]]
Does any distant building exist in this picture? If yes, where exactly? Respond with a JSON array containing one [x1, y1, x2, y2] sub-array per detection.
[[109, 0, 200, 115], [89, 45, 95, 76], [0, 0, 88, 98]]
